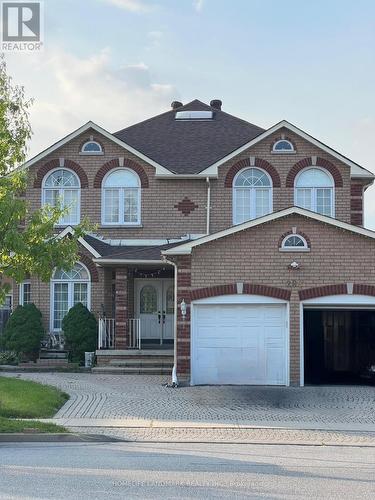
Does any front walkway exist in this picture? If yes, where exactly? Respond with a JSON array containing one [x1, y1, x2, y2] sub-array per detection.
[[3, 372, 375, 443]]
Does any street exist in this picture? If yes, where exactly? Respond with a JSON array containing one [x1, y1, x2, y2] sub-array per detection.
[[1, 441, 374, 499]]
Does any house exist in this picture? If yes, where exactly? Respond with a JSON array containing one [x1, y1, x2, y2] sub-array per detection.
[[13, 98, 375, 386]]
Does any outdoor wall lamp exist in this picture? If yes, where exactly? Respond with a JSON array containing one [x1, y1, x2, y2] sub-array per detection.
[[289, 261, 300, 270], [180, 299, 187, 319]]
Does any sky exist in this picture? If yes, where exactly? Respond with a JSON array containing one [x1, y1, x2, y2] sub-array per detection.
[[4, 0, 375, 226]]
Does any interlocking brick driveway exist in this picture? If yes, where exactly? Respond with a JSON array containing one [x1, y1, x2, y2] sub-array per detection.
[[3, 372, 375, 443]]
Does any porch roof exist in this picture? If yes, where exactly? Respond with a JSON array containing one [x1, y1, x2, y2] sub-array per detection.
[[85, 235, 180, 264]]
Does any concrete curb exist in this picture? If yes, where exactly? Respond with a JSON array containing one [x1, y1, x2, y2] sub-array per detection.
[[0, 433, 123, 443]]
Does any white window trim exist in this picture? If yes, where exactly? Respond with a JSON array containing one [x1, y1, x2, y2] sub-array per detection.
[[272, 139, 295, 154], [279, 234, 310, 252], [42, 167, 81, 226], [294, 167, 335, 218], [19, 281, 31, 306], [232, 167, 273, 225], [101, 167, 142, 226], [50, 263, 91, 332], [79, 140, 103, 155]]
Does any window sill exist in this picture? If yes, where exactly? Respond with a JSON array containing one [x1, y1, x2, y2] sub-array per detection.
[[279, 248, 310, 252], [79, 152, 104, 156], [271, 150, 296, 154], [100, 224, 143, 228]]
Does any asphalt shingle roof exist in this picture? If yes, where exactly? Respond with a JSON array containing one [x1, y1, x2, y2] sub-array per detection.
[[114, 100, 265, 174], [84, 234, 182, 261]]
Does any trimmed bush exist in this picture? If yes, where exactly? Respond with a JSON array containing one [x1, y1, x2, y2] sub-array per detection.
[[0, 351, 19, 365], [0, 304, 44, 360], [62, 303, 97, 364]]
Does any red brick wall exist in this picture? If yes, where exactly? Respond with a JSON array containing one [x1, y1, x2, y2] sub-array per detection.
[[210, 128, 355, 233], [175, 214, 375, 384], [24, 127, 366, 242], [13, 244, 104, 332]]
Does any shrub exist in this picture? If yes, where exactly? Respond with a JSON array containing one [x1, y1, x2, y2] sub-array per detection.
[[0, 304, 44, 360], [62, 303, 97, 364], [0, 351, 19, 365]]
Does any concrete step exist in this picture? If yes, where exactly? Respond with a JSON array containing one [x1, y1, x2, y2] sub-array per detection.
[[92, 366, 172, 375], [39, 350, 68, 360], [36, 358, 68, 366], [96, 349, 174, 357], [108, 358, 173, 367]]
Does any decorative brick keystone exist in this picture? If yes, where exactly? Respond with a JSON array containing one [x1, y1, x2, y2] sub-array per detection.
[[174, 197, 198, 216]]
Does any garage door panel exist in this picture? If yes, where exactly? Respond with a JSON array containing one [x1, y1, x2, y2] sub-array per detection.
[[266, 347, 286, 384], [192, 303, 287, 385]]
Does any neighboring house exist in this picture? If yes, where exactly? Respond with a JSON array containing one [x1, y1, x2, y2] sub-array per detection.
[[13, 99, 375, 386]]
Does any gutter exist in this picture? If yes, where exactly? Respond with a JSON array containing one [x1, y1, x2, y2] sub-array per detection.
[[92, 259, 169, 265], [163, 256, 179, 387], [206, 177, 211, 235]]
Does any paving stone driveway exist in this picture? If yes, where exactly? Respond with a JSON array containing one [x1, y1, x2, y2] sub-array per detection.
[[4, 372, 375, 432]]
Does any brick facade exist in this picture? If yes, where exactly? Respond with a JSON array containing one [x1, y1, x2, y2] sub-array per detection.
[[11, 120, 374, 383], [25, 126, 370, 241], [173, 214, 375, 384]]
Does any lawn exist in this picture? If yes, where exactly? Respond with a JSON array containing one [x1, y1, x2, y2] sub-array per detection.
[[0, 376, 69, 433]]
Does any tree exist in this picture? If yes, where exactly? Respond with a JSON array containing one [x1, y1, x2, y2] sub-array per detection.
[[0, 55, 89, 305], [0, 304, 44, 359], [62, 303, 97, 364]]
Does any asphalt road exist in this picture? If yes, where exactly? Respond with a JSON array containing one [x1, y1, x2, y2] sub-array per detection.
[[0, 441, 374, 499]]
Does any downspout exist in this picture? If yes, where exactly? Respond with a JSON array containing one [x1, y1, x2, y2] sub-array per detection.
[[206, 177, 211, 235], [163, 256, 178, 387]]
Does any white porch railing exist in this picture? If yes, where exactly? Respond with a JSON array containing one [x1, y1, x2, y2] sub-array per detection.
[[129, 318, 141, 349], [98, 317, 115, 349]]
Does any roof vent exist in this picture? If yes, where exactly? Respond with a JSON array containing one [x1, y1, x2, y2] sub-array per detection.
[[171, 101, 183, 109], [175, 110, 213, 120], [210, 99, 222, 110]]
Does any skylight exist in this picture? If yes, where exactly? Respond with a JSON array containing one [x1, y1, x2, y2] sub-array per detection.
[[175, 110, 213, 120]]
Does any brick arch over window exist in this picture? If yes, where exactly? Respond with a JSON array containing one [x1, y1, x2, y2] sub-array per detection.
[[286, 157, 343, 188], [190, 283, 291, 301], [278, 230, 311, 249], [224, 158, 281, 188], [298, 283, 375, 300], [78, 253, 99, 282], [34, 159, 89, 188], [93, 158, 149, 188]]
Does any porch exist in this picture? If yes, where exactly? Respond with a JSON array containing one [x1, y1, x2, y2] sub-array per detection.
[[95, 264, 175, 372]]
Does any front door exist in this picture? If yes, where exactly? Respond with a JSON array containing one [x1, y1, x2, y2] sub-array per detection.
[[135, 279, 174, 345]]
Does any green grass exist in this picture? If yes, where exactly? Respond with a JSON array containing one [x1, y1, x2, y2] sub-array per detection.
[[0, 376, 69, 433], [0, 417, 67, 433], [0, 376, 69, 418]]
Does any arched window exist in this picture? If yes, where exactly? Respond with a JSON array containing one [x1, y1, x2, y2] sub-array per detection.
[[273, 140, 294, 153], [51, 262, 90, 331], [233, 167, 272, 224], [102, 168, 141, 225], [81, 141, 103, 155], [43, 169, 80, 225], [280, 234, 309, 252], [295, 167, 334, 217]]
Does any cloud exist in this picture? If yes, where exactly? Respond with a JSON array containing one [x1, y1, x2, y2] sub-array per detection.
[[102, 0, 152, 12], [5, 48, 177, 158], [193, 0, 204, 12], [146, 30, 163, 49]]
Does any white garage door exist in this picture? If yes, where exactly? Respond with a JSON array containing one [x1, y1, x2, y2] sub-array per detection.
[[191, 303, 287, 385]]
